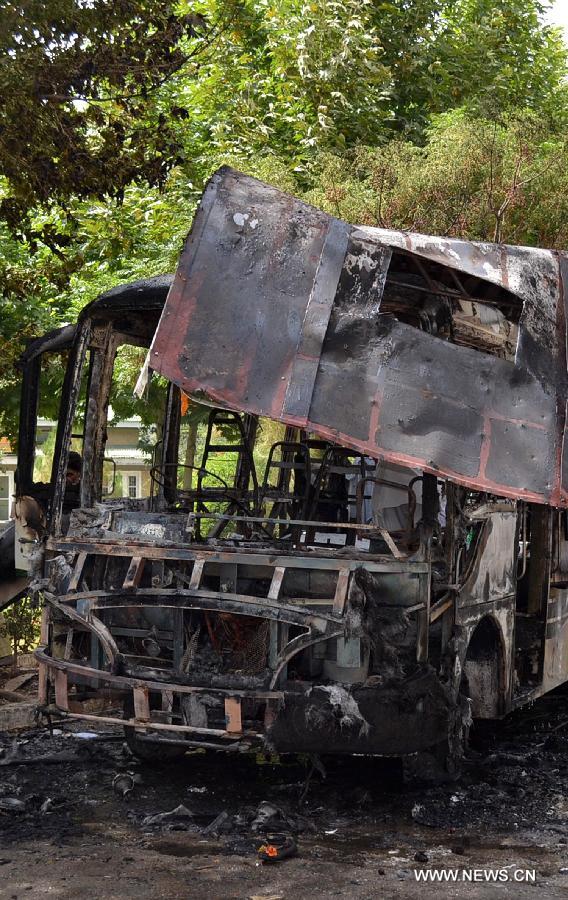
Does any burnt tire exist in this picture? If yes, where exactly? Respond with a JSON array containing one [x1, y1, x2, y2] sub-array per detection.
[[403, 738, 461, 784], [123, 696, 187, 763]]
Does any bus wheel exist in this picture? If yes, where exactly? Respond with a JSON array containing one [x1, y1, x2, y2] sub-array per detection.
[[403, 738, 461, 784], [403, 692, 472, 784]]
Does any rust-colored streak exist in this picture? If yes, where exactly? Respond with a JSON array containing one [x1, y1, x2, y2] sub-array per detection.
[[225, 697, 243, 734], [152, 272, 204, 378], [478, 415, 492, 481], [149, 167, 567, 508]]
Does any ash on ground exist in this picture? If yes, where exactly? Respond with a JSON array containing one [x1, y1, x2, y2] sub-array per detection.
[[0, 688, 566, 899]]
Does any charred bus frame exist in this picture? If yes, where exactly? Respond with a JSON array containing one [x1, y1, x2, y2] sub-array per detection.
[[10, 168, 568, 770]]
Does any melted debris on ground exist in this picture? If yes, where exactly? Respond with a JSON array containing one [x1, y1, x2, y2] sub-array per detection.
[[0, 686, 566, 899]]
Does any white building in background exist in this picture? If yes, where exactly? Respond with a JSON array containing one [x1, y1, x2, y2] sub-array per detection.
[[0, 416, 153, 522]]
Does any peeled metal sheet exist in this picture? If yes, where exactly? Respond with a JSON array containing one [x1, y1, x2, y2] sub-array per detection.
[[149, 167, 568, 507], [0, 575, 30, 612]]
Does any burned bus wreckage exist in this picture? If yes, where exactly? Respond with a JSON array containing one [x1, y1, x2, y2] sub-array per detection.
[[7, 167, 568, 770]]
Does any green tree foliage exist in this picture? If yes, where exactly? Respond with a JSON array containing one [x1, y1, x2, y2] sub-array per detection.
[[439, 1, 568, 122], [0, 596, 41, 665], [161, 0, 567, 167], [304, 110, 568, 247], [2, 1, 564, 223], [0, 1, 220, 230], [0, 0, 567, 444]]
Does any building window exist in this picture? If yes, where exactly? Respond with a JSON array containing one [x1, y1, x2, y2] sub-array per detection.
[[127, 475, 138, 499], [380, 250, 522, 361], [0, 472, 14, 521], [120, 471, 142, 500]]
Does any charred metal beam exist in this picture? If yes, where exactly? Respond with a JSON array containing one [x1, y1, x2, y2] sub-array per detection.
[[80, 324, 115, 509], [16, 355, 41, 492], [35, 647, 284, 699], [50, 322, 92, 533], [47, 537, 430, 572], [60, 588, 341, 629]]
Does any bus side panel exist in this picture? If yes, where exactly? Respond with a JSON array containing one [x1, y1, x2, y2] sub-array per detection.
[[543, 586, 568, 690]]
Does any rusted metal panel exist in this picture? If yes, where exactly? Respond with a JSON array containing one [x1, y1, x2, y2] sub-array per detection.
[[123, 556, 145, 589], [224, 697, 242, 734], [454, 513, 517, 612], [281, 216, 350, 422], [54, 669, 69, 711], [68, 552, 87, 592], [133, 685, 150, 721], [544, 588, 568, 690], [150, 169, 339, 419], [150, 167, 568, 507], [332, 568, 350, 615]]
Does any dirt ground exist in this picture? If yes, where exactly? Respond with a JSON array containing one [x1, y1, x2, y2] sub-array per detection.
[[0, 682, 566, 900]]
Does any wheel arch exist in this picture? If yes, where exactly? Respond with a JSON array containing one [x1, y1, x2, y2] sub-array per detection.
[[461, 614, 508, 719]]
